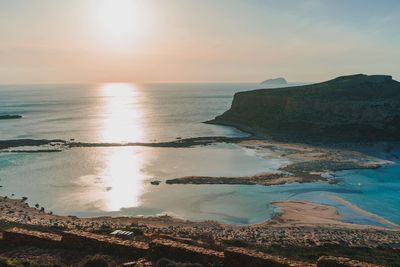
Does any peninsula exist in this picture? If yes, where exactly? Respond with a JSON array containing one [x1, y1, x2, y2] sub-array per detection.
[[208, 74, 400, 143]]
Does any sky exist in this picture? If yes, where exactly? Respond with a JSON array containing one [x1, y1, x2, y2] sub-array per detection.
[[0, 0, 399, 84]]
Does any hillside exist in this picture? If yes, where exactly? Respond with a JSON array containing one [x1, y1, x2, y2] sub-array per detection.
[[208, 74, 400, 142]]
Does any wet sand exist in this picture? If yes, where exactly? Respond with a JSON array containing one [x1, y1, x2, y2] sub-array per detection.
[[271, 201, 351, 227]]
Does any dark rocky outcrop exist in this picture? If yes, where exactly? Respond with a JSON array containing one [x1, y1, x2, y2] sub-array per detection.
[[0, 136, 250, 150], [261, 77, 288, 86], [0, 115, 22, 120], [165, 172, 326, 186], [208, 74, 400, 143], [0, 139, 66, 150]]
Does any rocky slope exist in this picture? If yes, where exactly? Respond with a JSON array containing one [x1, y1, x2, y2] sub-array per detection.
[[208, 74, 400, 142]]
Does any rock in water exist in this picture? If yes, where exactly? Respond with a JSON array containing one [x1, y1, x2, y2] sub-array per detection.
[[0, 115, 22, 120], [208, 74, 400, 142], [151, 180, 161, 185]]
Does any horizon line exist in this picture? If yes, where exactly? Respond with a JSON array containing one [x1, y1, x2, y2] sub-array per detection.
[[0, 81, 312, 86]]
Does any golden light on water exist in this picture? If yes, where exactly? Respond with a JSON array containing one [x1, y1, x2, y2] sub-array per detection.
[[100, 83, 144, 142], [101, 147, 145, 211], [93, 83, 146, 211], [71, 147, 146, 212]]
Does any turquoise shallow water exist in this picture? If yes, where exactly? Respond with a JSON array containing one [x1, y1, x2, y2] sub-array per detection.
[[0, 145, 399, 226], [0, 83, 399, 226], [0, 145, 287, 223], [333, 165, 400, 225]]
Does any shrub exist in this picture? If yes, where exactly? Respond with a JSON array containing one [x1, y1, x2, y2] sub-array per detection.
[[156, 258, 203, 267], [78, 255, 116, 267]]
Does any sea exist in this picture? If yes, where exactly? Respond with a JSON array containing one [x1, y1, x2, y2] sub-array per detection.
[[0, 83, 399, 226]]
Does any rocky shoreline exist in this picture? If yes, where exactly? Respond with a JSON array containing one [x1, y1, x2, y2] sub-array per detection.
[[164, 139, 391, 186], [0, 136, 249, 151], [0, 196, 399, 266], [165, 172, 325, 186], [0, 137, 393, 188]]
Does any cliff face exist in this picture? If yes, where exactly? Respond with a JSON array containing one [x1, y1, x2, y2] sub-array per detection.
[[209, 74, 400, 142]]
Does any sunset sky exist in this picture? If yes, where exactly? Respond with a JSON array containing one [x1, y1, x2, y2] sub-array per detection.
[[0, 0, 399, 84]]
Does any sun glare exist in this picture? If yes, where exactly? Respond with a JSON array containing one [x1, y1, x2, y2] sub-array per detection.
[[91, 0, 146, 49], [99, 83, 144, 142]]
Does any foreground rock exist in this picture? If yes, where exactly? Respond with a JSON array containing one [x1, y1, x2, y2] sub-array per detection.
[[209, 74, 400, 143], [0, 226, 391, 266], [1, 196, 399, 266]]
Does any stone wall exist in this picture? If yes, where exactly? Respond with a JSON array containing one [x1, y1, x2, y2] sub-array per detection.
[[317, 256, 381, 267], [0, 228, 384, 266], [149, 238, 224, 266], [223, 247, 311, 267], [62, 230, 148, 258], [2, 227, 62, 248]]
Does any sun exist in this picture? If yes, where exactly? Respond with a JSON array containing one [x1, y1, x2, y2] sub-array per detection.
[[91, 0, 145, 49]]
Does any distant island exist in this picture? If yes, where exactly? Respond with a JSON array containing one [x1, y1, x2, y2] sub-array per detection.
[[208, 74, 400, 142], [260, 77, 288, 86], [0, 115, 22, 120]]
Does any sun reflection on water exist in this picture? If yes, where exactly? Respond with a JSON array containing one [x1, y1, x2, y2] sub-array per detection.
[[100, 83, 144, 143], [101, 147, 145, 211], [96, 83, 146, 211]]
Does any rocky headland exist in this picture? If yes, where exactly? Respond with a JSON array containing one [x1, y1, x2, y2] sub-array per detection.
[[208, 74, 400, 143]]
